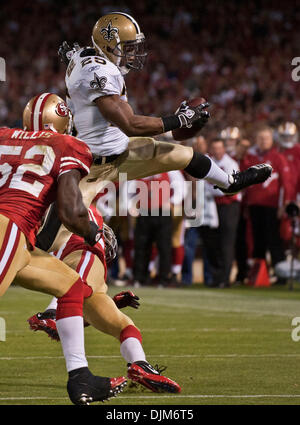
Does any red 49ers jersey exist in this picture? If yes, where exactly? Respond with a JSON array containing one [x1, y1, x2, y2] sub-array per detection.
[[51, 205, 107, 279], [0, 127, 92, 247], [277, 144, 300, 201], [241, 147, 292, 208]]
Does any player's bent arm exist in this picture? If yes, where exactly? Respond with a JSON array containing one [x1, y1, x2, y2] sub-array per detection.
[[95, 95, 164, 137], [56, 169, 92, 239]]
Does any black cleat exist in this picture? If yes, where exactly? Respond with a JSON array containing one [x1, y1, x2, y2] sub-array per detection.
[[215, 163, 272, 195], [67, 367, 127, 405]]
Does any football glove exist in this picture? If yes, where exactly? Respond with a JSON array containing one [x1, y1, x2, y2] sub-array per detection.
[[175, 100, 210, 128], [113, 291, 140, 309], [84, 221, 102, 246], [58, 41, 80, 65]]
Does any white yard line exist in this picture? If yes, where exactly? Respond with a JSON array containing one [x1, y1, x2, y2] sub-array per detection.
[[143, 299, 298, 318], [3, 327, 292, 334], [1, 353, 300, 361], [0, 394, 300, 401]]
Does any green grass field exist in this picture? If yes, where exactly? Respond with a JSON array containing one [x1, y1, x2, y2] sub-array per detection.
[[1, 284, 300, 405]]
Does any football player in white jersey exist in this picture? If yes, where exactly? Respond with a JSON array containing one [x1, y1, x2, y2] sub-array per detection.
[[56, 11, 272, 219]]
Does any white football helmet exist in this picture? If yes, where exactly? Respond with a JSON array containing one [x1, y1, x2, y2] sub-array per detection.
[[276, 122, 298, 149], [219, 126, 241, 156]]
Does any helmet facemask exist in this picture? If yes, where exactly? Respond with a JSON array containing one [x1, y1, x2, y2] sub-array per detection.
[[277, 133, 298, 149], [102, 222, 118, 263], [108, 35, 147, 72], [276, 122, 298, 149]]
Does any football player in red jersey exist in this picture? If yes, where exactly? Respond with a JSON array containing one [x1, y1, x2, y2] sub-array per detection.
[[0, 93, 127, 404], [242, 125, 292, 280], [275, 122, 300, 203], [24, 93, 181, 394]]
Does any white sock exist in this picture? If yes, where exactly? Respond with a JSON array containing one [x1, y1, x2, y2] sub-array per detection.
[[46, 297, 58, 311], [56, 316, 88, 372], [204, 159, 233, 188], [172, 264, 182, 275], [120, 337, 146, 364]]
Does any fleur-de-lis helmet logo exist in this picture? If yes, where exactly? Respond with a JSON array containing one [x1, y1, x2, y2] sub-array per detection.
[[100, 21, 119, 42]]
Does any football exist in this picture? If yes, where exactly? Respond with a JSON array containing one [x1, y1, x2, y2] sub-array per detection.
[[172, 97, 208, 141]]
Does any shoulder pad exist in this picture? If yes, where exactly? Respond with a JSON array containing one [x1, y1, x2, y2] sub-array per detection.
[[80, 48, 97, 57]]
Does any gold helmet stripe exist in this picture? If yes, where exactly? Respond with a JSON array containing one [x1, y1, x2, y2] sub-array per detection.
[[31, 93, 52, 131], [110, 11, 141, 34]]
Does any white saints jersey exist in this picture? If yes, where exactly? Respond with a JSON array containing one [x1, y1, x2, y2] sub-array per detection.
[[65, 48, 129, 157]]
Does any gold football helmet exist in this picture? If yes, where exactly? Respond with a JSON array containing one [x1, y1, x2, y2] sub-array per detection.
[[220, 126, 241, 140], [219, 126, 241, 156], [92, 12, 147, 74], [23, 93, 72, 134], [276, 122, 298, 148]]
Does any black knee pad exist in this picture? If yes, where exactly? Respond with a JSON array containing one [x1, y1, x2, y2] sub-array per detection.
[[184, 152, 212, 179]]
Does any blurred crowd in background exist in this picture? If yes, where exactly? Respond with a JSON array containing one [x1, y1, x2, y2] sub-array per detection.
[[100, 123, 300, 288], [1, 0, 300, 287]]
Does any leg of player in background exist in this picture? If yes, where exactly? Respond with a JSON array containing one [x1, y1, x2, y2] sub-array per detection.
[[0, 214, 125, 404], [0, 215, 87, 371], [28, 249, 181, 393], [171, 213, 185, 284], [0, 215, 31, 297], [77, 250, 181, 393], [14, 247, 127, 404]]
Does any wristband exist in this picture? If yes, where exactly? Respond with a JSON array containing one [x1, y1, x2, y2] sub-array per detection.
[[161, 115, 181, 132], [84, 221, 102, 246]]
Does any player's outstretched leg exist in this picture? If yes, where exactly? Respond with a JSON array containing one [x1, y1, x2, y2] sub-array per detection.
[[214, 163, 273, 194], [67, 367, 127, 405], [183, 149, 272, 192], [127, 361, 181, 393], [119, 325, 181, 393]]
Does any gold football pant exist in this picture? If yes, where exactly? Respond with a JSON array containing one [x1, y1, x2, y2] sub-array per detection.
[[80, 137, 193, 207], [48, 138, 193, 252], [60, 249, 135, 340], [0, 214, 81, 298]]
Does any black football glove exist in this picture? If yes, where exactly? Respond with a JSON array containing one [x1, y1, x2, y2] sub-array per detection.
[[58, 41, 80, 65], [175, 100, 210, 128], [84, 221, 102, 246], [113, 291, 140, 309]]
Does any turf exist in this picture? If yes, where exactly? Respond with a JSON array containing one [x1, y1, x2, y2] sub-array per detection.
[[1, 284, 300, 405]]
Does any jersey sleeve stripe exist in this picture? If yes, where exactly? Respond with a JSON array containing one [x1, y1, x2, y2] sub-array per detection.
[[57, 169, 75, 178], [60, 160, 87, 170], [61, 157, 90, 173], [59, 162, 90, 175]]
